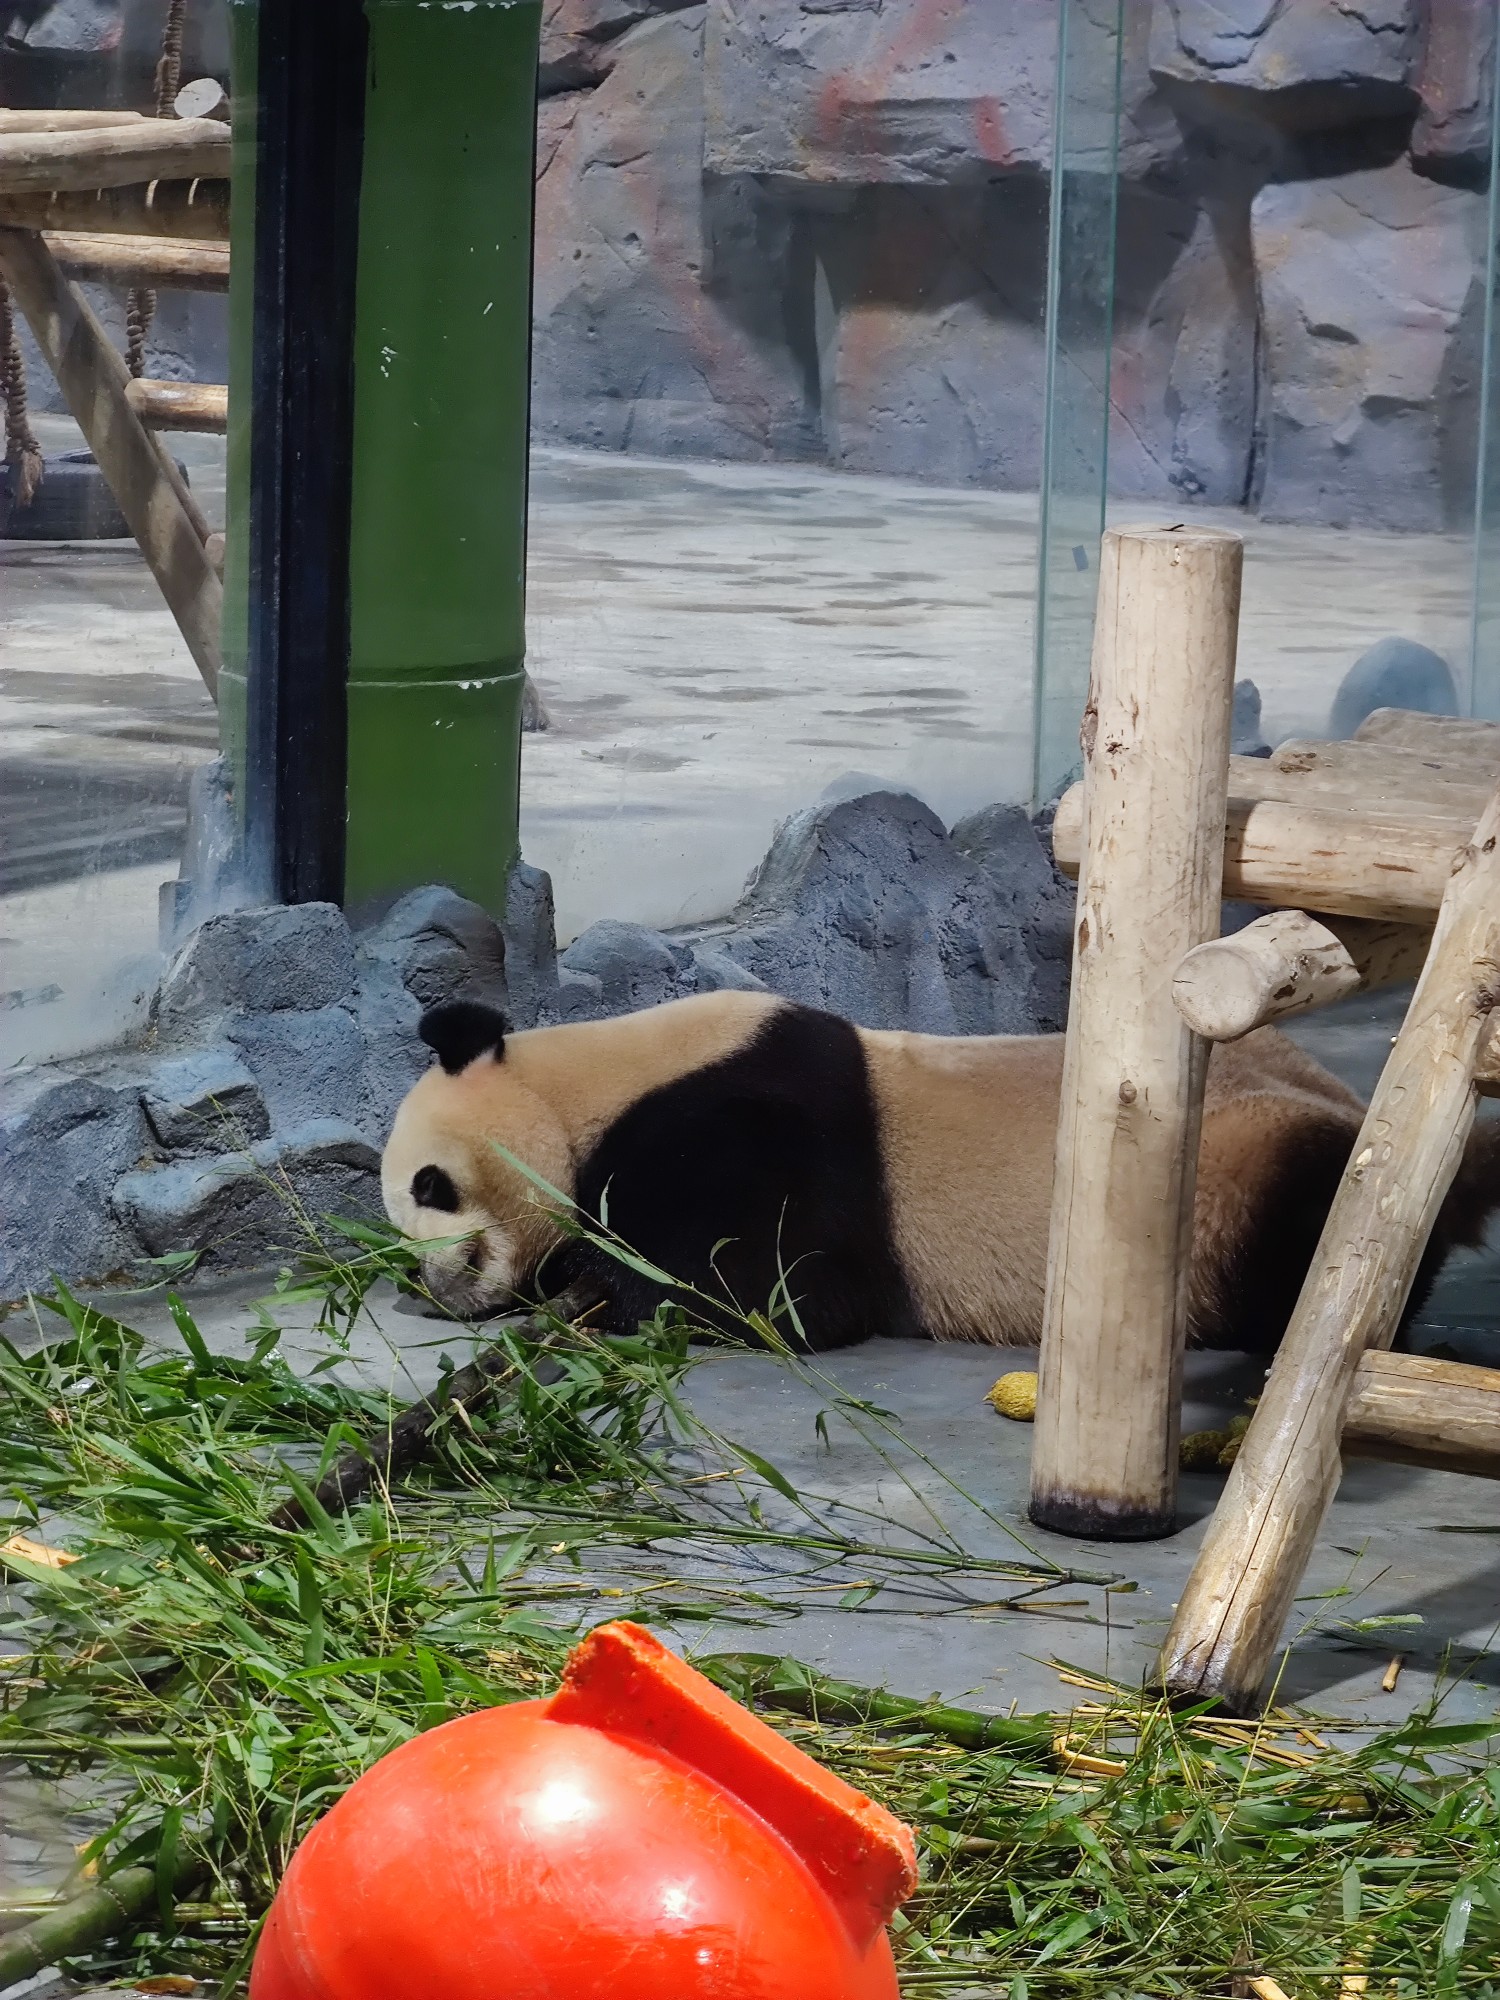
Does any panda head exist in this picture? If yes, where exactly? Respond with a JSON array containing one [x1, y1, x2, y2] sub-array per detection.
[[381, 1001, 573, 1318]]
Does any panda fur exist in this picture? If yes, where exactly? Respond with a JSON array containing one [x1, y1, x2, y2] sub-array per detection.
[[381, 991, 1500, 1351]]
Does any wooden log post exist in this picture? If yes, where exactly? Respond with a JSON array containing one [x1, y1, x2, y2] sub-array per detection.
[[1157, 785, 1500, 1712], [0, 227, 221, 695], [1051, 785, 1474, 924], [0, 111, 148, 133], [1268, 739, 1496, 818], [0, 118, 230, 195], [1030, 525, 1243, 1540], [1343, 1351, 1500, 1479], [0, 184, 230, 240], [1172, 910, 1432, 1042], [45, 232, 230, 293], [124, 378, 229, 434]]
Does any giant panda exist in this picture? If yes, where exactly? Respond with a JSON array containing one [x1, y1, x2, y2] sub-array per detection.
[[381, 991, 1500, 1352]]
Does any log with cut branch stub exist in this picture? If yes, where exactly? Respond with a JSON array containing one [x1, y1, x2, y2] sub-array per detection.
[[1172, 910, 1431, 1041]]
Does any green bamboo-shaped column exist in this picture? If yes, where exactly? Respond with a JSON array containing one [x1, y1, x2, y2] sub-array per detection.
[[345, 0, 541, 910]]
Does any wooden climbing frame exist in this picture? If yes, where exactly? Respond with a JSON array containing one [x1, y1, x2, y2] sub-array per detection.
[[1037, 522, 1500, 1714], [0, 89, 232, 699]]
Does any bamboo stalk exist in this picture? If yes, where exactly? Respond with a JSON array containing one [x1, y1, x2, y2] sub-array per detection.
[[1031, 525, 1242, 1539], [271, 1281, 608, 1528], [0, 118, 230, 196], [1343, 1350, 1500, 1478], [1172, 911, 1431, 1041], [699, 1653, 1056, 1755], [1157, 786, 1500, 1713], [46, 230, 230, 292], [0, 1866, 157, 1987], [125, 377, 228, 433], [0, 226, 221, 695], [1051, 785, 1472, 925], [0, 182, 230, 240]]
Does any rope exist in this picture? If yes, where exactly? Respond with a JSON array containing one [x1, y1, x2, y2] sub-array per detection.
[[0, 277, 43, 511], [125, 0, 188, 378]]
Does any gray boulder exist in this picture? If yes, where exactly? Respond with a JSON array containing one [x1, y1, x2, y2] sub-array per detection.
[[1232, 679, 1271, 758], [142, 1050, 269, 1155], [1149, 0, 1420, 129], [1251, 160, 1485, 531], [680, 790, 1055, 1035], [113, 1121, 381, 1269], [1328, 637, 1459, 741], [227, 1005, 369, 1137], [156, 903, 356, 1029], [0, 1071, 146, 1300], [560, 920, 697, 1014], [1411, 0, 1496, 187]]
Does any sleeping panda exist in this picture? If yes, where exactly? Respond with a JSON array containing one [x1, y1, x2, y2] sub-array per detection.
[[381, 991, 1500, 1352]]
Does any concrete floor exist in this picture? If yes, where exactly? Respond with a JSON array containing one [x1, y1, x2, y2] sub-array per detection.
[[0, 421, 1479, 1065]]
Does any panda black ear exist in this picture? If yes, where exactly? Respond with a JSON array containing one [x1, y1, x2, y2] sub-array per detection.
[[419, 1000, 510, 1075]]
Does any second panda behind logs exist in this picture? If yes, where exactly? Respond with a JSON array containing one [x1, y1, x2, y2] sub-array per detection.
[[382, 992, 1500, 1352]]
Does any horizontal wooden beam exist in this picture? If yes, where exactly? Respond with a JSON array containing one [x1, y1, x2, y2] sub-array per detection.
[[125, 378, 228, 434], [0, 111, 148, 134], [1356, 707, 1500, 767], [1269, 738, 1494, 816], [0, 184, 229, 241], [0, 118, 230, 196], [1344, 1350, 1500, 1479], [1052, 783, 1473, 925], [45, 231, 230, 293], [1172, 909, 1431, 1041]]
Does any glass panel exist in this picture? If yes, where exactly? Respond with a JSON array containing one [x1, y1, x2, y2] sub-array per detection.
[[1037, 0, 1500, 765], [522, 4, 1054, 939], [1032, 0, 1123, 808], [1472, 55, 1500, 722], [1, 3, 229, 1065]]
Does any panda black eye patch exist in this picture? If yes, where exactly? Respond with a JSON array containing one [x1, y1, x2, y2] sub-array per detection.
[[411, 1165, 461, 1213]]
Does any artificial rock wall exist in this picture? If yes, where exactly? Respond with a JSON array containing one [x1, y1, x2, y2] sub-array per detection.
[[532, 0, 1496, 531]]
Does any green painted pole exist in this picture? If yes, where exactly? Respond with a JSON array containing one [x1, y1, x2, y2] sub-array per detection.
[[344, 0, 541, 912]]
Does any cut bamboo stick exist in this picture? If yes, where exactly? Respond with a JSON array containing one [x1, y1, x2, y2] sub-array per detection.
[[125, 377, 228, 433], [0, 110, 148, 133], [1355, 708, 1500, 764], [0, 118, 230, 195], [0, 227, 220, 695], [45, 229, 230, 292], [1051, 784, 1472, 925], [1030, 525, 1242, 1540], [1172, 911, 1431, 1041], [1157, 785, 1500, 1713], [0, 181, 230, 240], [1343, 1350, 1500, 1478]]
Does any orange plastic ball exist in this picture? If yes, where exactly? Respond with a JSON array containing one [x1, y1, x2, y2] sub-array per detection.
[[251, 1623, 916, 2000]]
